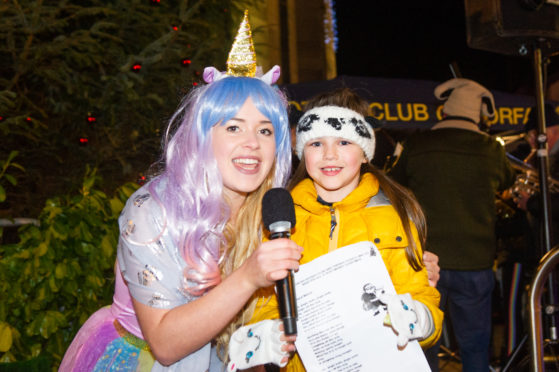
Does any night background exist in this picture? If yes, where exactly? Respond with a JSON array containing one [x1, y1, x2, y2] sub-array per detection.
[[1, 0, 558, 369], [333, 0, 557, 96]]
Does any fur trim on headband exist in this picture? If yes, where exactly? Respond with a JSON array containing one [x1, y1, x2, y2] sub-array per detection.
[[295, 106, 376, 161]]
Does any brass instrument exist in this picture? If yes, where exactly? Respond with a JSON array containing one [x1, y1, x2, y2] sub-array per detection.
[[494, 132, 559, 196], [494, 132, 559, 219], [507, 153, 559, 197]]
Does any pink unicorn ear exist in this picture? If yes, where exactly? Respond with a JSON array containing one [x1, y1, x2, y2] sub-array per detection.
[[203, 67, 225, 84], [260, 65, 281, 85]]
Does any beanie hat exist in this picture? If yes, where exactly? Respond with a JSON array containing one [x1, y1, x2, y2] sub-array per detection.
[[525, 103, 559, 132], [295, 106, 375, 161], [434, 78, 495, 123]]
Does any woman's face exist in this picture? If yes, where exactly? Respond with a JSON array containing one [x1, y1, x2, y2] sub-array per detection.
[[211, 97, 276, 204], [303, 136, 366, 203]]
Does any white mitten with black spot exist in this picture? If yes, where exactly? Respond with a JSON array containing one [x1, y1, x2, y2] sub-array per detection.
[[227, 319, 288, 371]]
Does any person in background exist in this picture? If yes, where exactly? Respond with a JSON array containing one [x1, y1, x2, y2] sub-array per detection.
[[60, 12, 300, 371], [251, 88, 443, 372], [389, 78, 515, 372]]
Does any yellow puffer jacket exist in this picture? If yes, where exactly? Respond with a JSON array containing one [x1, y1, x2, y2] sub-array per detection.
[[250, 173, 443, 372]]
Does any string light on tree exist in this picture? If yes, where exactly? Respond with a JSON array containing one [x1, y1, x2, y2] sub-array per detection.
[[181, 59, 191, 67], [87, 113, 97, 124], [131, 63, 142, 72]]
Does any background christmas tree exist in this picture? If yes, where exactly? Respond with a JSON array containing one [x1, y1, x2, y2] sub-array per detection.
[[0, 0, 258, 219], [0, 0, 262, 368]]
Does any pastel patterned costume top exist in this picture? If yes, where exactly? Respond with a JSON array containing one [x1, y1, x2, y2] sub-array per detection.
[[60, 178, 223, 372]]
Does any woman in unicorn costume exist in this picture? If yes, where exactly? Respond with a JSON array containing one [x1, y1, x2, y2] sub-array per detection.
[[60, 11, 300, 372]]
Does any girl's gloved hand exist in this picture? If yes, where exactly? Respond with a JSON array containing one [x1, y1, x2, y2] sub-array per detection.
[[227, 319, 289, 371], [379, 292, 434, 348]]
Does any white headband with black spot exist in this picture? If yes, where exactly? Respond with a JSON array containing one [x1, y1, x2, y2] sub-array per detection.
[[295, 106, 376, 161]]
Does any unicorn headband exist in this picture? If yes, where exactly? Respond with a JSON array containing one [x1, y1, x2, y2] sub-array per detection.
[[203, 10, 281, 85]]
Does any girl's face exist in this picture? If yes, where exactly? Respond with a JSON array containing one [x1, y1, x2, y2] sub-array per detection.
[[303, 136, 367, 203], [211, 97, 276, 205]]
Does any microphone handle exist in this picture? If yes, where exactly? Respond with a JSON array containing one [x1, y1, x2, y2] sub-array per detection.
[[276, 271, 297, 335], [270, 230, 298, 336]]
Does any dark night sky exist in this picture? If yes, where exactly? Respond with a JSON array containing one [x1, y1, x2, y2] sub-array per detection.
[[333, 1, 559, 95]]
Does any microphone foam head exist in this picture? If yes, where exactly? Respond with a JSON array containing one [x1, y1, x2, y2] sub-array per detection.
[[262, 188, 296, 230]]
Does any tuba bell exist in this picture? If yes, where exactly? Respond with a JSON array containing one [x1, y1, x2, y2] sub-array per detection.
[[507, 153, 559, 198]]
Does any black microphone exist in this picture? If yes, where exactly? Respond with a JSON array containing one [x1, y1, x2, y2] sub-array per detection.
[[262, 187, 298, 336]]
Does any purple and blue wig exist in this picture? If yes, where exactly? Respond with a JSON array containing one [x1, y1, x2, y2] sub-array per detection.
[[151, 76, 292, 295]]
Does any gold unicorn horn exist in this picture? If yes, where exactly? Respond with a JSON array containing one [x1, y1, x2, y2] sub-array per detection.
[[226, 10, 257, 77]]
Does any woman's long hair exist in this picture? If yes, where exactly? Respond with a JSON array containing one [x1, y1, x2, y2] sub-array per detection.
[[148, 76, 292, 357], [153, 76, 291, 294]]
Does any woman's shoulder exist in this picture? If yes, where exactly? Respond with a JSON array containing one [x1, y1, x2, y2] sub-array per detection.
[[119, 179, 167, 246], [121, 180, 163, 218]]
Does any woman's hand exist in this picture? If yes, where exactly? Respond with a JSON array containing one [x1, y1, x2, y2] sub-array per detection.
[[242, 238, 303, 291], [279, 322, 297, 365], [423, 251, 440, 287], [132, 239, 301, 365]]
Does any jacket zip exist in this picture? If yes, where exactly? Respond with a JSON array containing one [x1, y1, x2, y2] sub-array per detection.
[[328, 207, 340, 252], [329, 206, 337, 239]]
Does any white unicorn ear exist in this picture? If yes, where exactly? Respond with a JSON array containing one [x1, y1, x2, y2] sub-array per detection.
[[260, 65, 281, 85], [203, 67, 225, 84]]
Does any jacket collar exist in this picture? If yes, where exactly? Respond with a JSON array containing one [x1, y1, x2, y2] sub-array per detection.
[[292, 173, 380, 215]]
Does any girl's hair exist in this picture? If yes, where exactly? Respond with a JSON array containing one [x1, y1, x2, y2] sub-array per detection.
[[290, 87, 426, 271], [304, 87, 370, 114]]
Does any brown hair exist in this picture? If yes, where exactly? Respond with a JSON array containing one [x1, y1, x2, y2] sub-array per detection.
[[304, 87, 369, 115]]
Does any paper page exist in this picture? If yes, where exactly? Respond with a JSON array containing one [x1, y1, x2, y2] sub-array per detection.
[[293, 241, 431, 372]]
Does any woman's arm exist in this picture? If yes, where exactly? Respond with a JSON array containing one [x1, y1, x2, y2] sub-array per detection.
[[133, 238, 302, 366]]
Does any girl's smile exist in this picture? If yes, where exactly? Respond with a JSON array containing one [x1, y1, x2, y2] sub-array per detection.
[[304, 136, 367, 203], [321, 167, 342, 176]]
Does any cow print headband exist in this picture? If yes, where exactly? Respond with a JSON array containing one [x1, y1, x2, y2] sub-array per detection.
[[295, 106, 376, 161]]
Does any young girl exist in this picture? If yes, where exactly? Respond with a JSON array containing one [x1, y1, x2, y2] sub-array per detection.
[[60, 12, 300, 371], [250, 88, 443, 371]]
